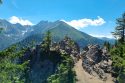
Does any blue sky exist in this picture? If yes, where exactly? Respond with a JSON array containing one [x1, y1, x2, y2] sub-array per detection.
[[0, 0, 125, 38]]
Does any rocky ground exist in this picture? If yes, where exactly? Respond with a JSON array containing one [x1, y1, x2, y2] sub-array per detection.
[[74, 44, 116, 83], [21, 36, 115, 83], [74, 59, 114, 83]]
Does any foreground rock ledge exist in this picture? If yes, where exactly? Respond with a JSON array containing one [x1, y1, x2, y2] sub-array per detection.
[[81, 45, 113, 81]]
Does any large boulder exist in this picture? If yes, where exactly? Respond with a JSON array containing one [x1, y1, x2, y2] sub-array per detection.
[[81, 45, 112, 80]]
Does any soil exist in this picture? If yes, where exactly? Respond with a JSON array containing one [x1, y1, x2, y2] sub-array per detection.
[[74, 59, 114, 83]]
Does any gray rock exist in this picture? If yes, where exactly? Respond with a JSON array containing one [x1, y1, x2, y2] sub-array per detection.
[[52, 36, 80, 61], [81, 45, 112, 80]]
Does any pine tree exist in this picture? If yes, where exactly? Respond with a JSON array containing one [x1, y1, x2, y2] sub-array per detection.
[[110, 12, 125, 82], [103, 41, 110, 51], [42, 30, 52, 52], [112, 12, 125, 43], [0, 45, 28, 83]]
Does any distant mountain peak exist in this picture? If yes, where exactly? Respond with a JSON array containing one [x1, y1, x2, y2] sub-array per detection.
[[54, 20, 68, 25], [13, 23, 23, 26], [97, 36, 115, 40], [36, 20, 71, 28], [0, 19, 11, 25], [53, 20, 74, 29], [54, 20, 64, 23], [39, 20, 49, 23], [37, 20, 52, 25], [0, 19, 106, 50]]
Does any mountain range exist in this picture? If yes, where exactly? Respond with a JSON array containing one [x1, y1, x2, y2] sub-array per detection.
[[0, 19, 114, 50]]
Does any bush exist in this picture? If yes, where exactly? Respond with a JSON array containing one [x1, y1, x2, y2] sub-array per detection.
[[47, 53, 76, 83], [0, 46, 29, 83], [110, 43, 125, 82]]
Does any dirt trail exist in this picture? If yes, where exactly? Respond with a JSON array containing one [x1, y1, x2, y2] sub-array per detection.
[[74, 59, 114, 83]]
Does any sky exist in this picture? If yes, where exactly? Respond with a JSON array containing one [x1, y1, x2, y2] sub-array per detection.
[[0, 0, 125, 38]]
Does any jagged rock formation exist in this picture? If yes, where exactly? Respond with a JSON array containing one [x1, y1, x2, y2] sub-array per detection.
[[52, 36, 80, 62], [81, 45, 112, 81], [20, 37, 80, 83], [21, 45, 55, 83]]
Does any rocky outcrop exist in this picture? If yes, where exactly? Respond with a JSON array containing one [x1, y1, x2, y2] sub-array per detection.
[[29, 60, 54, 83], [21, 45, 55, 83], [20, 37, 80, 83], [52, 36, 80, 62], [81, 45, 112, 81]]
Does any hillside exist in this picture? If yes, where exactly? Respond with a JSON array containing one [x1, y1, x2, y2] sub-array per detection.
[[0, 35, 115, 83], [0, 19, 32, 50], [16, 21, 104, 49], [49, 21, 104, 47], [0, 19, 111, 50], [0, 36, 78, 83]]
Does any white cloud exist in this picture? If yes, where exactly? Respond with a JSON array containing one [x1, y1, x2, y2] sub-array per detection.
[[9, 16, 33, 26], [61, 16, 106, 29], [89, 34, 114, 39]]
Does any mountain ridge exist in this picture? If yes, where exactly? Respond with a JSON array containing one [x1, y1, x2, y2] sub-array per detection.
[[0, 19, 112, 50], [16, 20, 104, 48]]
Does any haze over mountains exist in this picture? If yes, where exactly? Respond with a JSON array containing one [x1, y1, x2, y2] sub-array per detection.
[[0, 19, 114, 50]]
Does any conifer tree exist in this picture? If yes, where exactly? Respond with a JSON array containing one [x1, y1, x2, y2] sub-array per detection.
[[0, 46, 28, 83], [42, 30, 52, 52], [111, 12, 125, 82], [112, 12, 125, 43], [104, 41, 110, 51]]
